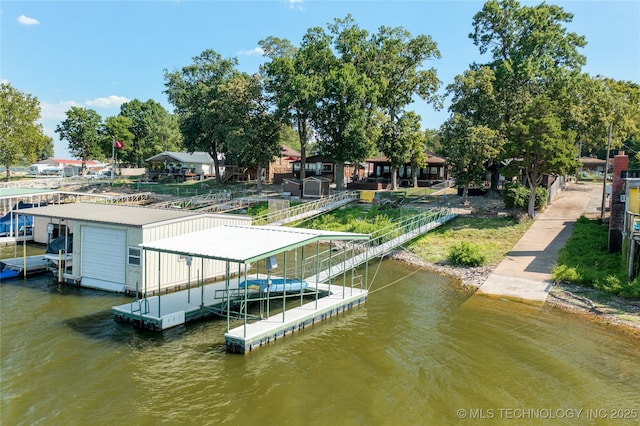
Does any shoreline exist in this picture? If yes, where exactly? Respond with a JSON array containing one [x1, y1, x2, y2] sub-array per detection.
[[389, 249, 640, 338]]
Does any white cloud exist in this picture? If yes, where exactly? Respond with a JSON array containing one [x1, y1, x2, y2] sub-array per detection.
[[85, 95, 129, 108], [288, 0, 303, 10], [238, 47, 265, 56], [40, 100, 79, 122], [17, 15, 40, 25]]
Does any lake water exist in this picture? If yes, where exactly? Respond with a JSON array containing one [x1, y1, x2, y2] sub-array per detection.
[[1, 251, 639, 425]]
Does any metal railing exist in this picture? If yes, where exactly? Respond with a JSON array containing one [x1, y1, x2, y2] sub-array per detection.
[[252, 191, 359, 225], [302, 207, 460, 284]]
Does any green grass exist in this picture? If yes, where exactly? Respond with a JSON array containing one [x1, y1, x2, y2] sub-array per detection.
[[407, 216, 533, 265], [553, 216, 640, 299], [301, 205, 417, 234]]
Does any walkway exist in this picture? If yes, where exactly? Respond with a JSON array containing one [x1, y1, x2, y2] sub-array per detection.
[[477, 182, 602, 305]]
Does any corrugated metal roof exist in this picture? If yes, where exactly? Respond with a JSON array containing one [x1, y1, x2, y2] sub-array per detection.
[[0, 188, 58, 198], [141, 225, 369, 264], [145, 151, 214, 164], [17, 203, 199, 226]]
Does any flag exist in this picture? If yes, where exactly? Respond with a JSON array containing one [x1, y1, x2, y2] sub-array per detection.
[[113, 140, 124, 149]]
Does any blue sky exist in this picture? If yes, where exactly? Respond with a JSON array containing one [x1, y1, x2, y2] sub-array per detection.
[[2, 0, 639, 158]]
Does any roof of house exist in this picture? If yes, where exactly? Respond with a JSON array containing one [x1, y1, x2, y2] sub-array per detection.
[[367, 152, 447, 165], [280, 145, 301, 158], [145, 151, 214, 164], [579, 157, 607, 166], [17, 203, 200, 227], [141, 225, 369, 264], [39, 158, 101, 166]]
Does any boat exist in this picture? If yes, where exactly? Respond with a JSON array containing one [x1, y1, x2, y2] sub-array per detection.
[[239, 277, 308, 293], [0, 256, 50, 281], [0, 262, 20, 280], [43, 234, 73, 269]]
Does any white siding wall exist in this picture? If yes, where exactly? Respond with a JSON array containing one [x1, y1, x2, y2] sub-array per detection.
[[136, 214, 251, 294]]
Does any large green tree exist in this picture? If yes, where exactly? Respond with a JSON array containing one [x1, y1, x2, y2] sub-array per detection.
[[259, 36, 322, 180], [164, 49, 239, 184], [0, 83, 48, 180], [313, 58, 372, 189], [55, 106, 103, 175], [441, 114, 500, 203], [117, 99, 181, 167], [445, 66, 505, 191], [222, 73, 283, 193], [469, 0, 587, 216]]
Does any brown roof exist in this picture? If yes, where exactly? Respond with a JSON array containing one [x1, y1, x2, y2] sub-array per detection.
[[367, 152, 447, 165]]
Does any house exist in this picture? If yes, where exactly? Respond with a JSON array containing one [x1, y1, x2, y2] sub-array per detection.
[[18, 203, 251, 293], [291, 155, 362, 183], [579, 156, 607, 175], [349, 153, 449, 189], [269, 145, 300, 184], [145, 151, 215, 181]]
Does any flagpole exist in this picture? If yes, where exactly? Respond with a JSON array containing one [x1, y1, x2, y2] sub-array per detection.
[[111, 140, 115, 185]]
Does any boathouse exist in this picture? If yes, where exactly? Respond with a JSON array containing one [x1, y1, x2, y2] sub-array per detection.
[[112, 224, 370, 352], [17, 203, 251, 292]]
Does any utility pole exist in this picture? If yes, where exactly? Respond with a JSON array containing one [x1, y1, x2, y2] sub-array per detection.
[[600, 122, 613, 220]]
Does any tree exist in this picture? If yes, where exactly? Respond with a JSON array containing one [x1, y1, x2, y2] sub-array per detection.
[[441, 114, 501, 203], [37, 136, 55, 161], [330, 16, 442, 190], [164, 49, 239, 184], [0, 83, 48, 180], [313, 60, 372, 189], [103, 115, 134, 170], [445, 66, 505, 193], [260, 36, 322, 180], [117, 99, 180, 167], [222, 73, 283, 193], [508, 95, 579, 217], [468, 0, 587, 216], [55, 106, 102, 175]]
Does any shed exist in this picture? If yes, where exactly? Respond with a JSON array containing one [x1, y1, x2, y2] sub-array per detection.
[[17, 203, 251, 293], [302, 176, 331, 198], [282, 178, 303, 197]]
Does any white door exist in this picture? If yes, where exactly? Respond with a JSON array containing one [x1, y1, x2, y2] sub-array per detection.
[[81, 226, 126, 292]]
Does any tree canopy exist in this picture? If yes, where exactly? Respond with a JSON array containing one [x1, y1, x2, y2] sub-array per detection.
[[0, 83, 48, 180], [55, 106, 103, 175]]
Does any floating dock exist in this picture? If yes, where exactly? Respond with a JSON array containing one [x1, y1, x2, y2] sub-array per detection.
[[225, 283, 366, 354]]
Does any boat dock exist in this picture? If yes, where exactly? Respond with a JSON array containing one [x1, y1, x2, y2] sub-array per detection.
[[111, 209, 458, 353], [1, 255, 50, 280], [225, 283, 366, 354]]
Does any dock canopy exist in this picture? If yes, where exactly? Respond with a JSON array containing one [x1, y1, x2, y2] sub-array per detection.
[[140, 225, 370, 264]]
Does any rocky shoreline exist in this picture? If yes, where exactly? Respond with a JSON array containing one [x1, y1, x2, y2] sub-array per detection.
[[389, 249, 640, 338]]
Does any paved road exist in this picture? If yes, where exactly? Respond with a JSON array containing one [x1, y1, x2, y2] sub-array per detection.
[[477, 182, 602, 305]]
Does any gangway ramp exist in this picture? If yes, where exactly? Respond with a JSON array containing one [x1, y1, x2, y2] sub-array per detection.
[[252, 192, 358, 226], [306, 208, 459, 284]]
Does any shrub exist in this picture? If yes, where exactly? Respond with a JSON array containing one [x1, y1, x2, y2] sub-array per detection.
[[551, 264, 581, 282], [503, 182, 548, 212], [448, 241, 487, 267]]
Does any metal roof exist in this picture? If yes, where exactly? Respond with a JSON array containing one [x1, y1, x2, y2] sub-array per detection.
[[141, 225, 369, 264], [17, 203, 199, 227], [145, 151, 214, 164], [0, 188, 58, 198]]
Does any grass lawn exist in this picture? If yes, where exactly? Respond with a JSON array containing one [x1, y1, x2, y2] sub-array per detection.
[[407, 215, 533, 265]]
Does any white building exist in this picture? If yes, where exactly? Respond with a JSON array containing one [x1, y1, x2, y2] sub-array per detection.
[[19, 203, 251, 293]]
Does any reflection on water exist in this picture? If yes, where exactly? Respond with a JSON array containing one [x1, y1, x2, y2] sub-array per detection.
[[1, 258, 639, 425]]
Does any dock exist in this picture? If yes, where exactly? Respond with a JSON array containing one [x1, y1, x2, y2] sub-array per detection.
[[1, 255, 50, 280], [225, 283, 366, 353]]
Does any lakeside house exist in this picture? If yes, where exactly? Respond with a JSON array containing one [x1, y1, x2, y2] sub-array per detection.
[[145, 151, 215, 182]]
